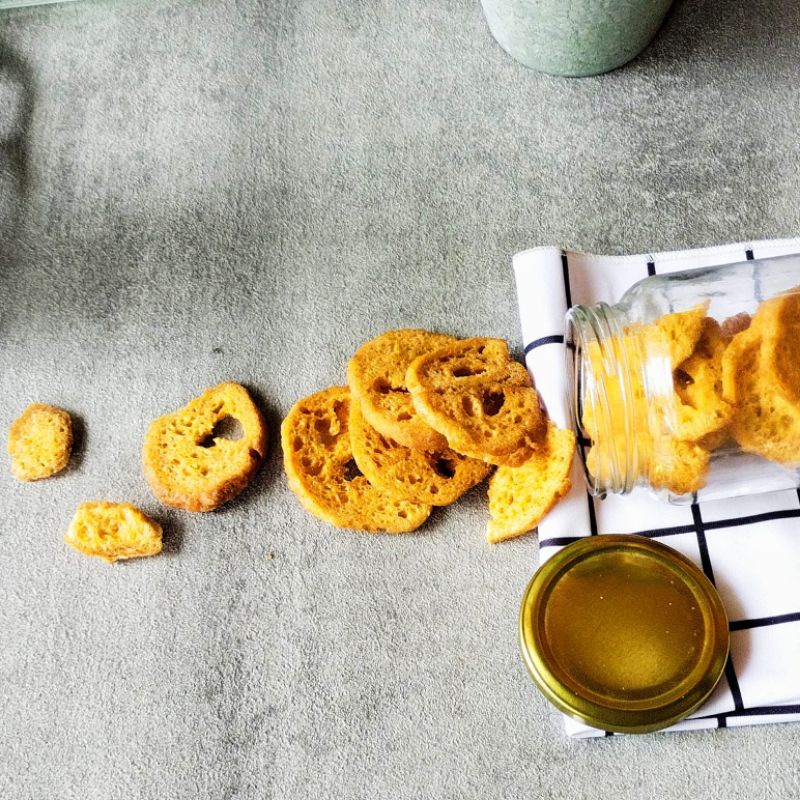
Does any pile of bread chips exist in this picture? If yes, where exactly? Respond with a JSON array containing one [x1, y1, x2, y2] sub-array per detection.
[[8, 382, 269, 562], [583, 289, 800, 496], [282, 330, 576, 543]]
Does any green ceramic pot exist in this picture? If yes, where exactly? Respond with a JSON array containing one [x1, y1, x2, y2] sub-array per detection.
[[481, 0, 675, 77]]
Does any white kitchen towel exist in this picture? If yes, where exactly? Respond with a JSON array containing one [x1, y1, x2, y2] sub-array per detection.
[[513, 239, 800, 738]]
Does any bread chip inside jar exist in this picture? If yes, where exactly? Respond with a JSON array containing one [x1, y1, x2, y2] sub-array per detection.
[[565, 253, 800, 504]]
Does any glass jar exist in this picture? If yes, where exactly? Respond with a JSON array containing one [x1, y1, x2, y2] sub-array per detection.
[[566, 252, 800, 504]]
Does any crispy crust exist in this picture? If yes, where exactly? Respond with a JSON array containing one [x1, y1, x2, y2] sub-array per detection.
[[142, 382, 267, 512], [347, 329, 458, 451], [281, 386, 431, 532], [8, 403, 73, 481]]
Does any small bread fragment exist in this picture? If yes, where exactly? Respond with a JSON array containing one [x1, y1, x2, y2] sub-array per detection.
[[282, 387, 430, 532], [143, 382, 267, 512], [349, 399, 491, 506], [347, 329, 458, 451], [65, 501, 162, 563], [406, 338, 546, 467], [486, 424, 575, 543], [8, 403, 73, 481]]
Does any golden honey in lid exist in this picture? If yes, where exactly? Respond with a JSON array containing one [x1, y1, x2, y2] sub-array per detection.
[[519, 535, 730, 734]]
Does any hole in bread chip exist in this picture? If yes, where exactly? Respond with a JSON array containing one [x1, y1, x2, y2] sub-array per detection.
[[431, 457, 456, 479], [674, 369, 694, 391], [343, 459, 362, 482], [314, 416, 343, 446], [373, 378, 408, 395], [452, 366, 486, 378], [197, 416, 244, 447], [461, 395, 479, 417], [482, 391, 505, 416], [397, 412, 412, 421]]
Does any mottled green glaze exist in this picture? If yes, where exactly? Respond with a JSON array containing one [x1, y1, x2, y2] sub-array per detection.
[[481, 0, 674, 76]]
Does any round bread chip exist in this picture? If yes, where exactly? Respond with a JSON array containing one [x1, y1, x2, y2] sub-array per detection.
[[722, 329, 800, 465], [142, 382, 267, 512], [65, 501, 163, 563], [406, 337, 546, 467], [673, 318, 733, 444], [755, 288, 800, 407], [8, 403, 73, 481], [486, 423, 575, 543], [281, 387, 431, 532], [349, 399, 491, 506], [347, 329, 458, 451]]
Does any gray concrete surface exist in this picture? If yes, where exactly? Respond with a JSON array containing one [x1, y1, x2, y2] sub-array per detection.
[[1, 1, 799, 798]]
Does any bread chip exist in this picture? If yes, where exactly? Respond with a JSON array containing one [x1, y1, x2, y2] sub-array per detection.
[[347, 329, 458, 451], [486, 424, 575, 543], [755, 288, 800, 406], [406, 338, 546, 466], [8, 403, 73, 481], [722, 329, 800, 465], [282, 387, 430, 532], [649, 437, 710, 496], [654, 301, 710, 367], [65, 501, 163, 563], [349, 399, 491, 505], [142, 382, 267, 512], [673, 318, 733, 445]]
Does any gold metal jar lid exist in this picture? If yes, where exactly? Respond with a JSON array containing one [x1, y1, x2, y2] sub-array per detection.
[[519, 535, 730, 734]]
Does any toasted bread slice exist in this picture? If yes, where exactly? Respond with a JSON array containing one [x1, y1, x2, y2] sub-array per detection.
[[406, 338, 546, 466], [347, 329, 458, 451], [282, 387, 431, 532], [8, 403, 73, 481], [486, 424, 575, 543], [65, 501, 163, 563], [755, 288, 800, 406], [142, 382, 267, 512], [349, 399, 491, 506]]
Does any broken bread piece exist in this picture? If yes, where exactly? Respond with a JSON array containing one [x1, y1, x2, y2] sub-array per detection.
[[486, 423, 575, 544], [349, 399, 491, 506], [406, 337, 546, 467], [282, 386, 431, 532], [142, 382, 267, 512], [347, 329, 458, 451], [65, 501, 163, 563], [8, 403, 73, 481]]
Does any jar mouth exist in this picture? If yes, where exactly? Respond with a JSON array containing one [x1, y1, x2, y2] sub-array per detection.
[[566, 303, 660, 496]]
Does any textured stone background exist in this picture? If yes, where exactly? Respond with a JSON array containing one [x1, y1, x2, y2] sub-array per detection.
[[1, 1, 799, 798]]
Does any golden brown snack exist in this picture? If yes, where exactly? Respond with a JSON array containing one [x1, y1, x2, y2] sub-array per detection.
[[406, 337, 546, 467], [486, 424, 575, 544], [65, 501, 163, 563], [8, 403, 73, 481], [282, 387, 430, 532], [347, 329, 458, 451], [349, 399, 491, 506], [673, 318, 733, 445], [722, 329, 800, 465], [755, 289, 800, 406], [142, 382, 267, 512], [654, 301, 710, 367]]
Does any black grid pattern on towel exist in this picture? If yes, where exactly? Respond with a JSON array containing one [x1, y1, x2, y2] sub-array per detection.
[[527, 246, 800, 732]]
